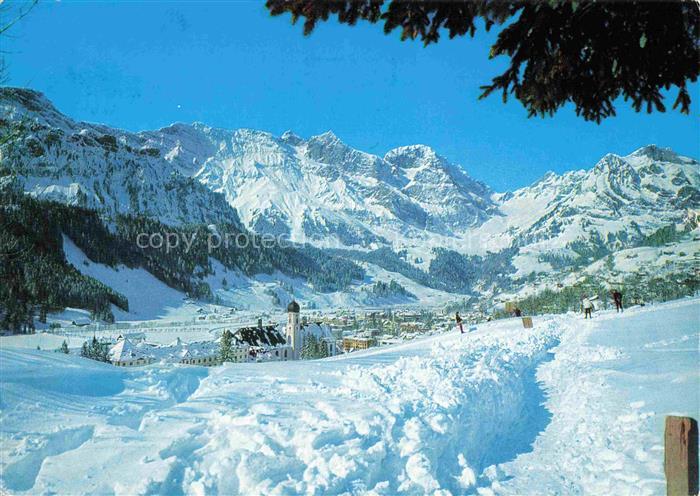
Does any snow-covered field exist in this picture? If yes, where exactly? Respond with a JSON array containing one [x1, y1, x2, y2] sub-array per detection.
[[56, 234, 439, 327], [1, 298, 697, 495]]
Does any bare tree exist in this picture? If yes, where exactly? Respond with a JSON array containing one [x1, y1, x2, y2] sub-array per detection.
[[0, 0, 39, 84]]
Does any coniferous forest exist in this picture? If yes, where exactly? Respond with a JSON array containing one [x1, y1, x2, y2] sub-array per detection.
[[0, 184, 365, 332]]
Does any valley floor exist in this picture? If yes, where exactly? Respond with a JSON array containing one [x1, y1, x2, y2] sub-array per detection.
[[0, 298, 698, 495]]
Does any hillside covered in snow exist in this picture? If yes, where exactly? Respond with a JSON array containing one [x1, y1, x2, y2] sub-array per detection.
[[1, 87, 698, 324], [2, 88, 696, 254], [0, 298, 697, 494]]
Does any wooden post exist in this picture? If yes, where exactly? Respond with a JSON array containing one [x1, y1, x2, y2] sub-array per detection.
[[521, 317, 533, 328], [665, 416, 698, 496]]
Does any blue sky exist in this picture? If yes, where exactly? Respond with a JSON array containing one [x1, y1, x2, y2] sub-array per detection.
[[5, 1, 699, 191]]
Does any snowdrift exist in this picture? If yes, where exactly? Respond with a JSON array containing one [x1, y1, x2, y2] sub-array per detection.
[[0, 298, 697, 495]]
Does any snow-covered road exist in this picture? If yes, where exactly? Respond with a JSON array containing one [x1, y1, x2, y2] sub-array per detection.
[[1, 298, 698, 495]]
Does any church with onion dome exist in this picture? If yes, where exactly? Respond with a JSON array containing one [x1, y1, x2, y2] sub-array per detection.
[[285, 300, 338, 360]]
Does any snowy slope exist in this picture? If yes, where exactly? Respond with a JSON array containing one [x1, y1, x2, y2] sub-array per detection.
[[60, 234, 424, 320], [1, 298, 697, 495], [2, 87, 698, 310], [470, 145, 699, 258], [4, 87, 695, 258], [62, 235, 189, 321], [0, 88, 240, 227], [487, 298, 700, 495]]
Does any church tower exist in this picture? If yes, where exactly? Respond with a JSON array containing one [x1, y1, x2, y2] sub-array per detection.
[[286, 300, 301, 360]]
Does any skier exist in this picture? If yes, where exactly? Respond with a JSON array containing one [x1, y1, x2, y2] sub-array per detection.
[[612, 290, 623, 313], [582, 297, 594, 319], [455, 312, 464, 334], [514, 307, 522, 317]]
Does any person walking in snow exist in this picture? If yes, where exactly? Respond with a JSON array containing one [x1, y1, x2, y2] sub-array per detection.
[[612, 290, 623, 313], [455, 312, 464, 334], [582, 297, 594, 319], [514, 307, 522, 317]]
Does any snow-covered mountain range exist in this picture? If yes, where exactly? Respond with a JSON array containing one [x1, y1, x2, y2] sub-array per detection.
[[1, 87, 698, 306], [0, 88, 496, 247], [478, 149, 697, 251], [471, 145, 699, 276], [0, 89, 244, 228]]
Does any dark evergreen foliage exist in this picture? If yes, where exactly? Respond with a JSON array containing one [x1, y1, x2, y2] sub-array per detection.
[[428, 248, 475, 293], [277, 244, 365, 292], [0, 186, 365, 333], [331, 246, 517, 294], [511, 273, 699, 316], [429, 247, 518, 293], [1, 188, 128, 331], [640, 224, 687, 247], [301, 333, 329, 360], [266, 1, 699, 122], [219, 329, 234, 362], [330, 247, 450, 291], [79, 336, 110, 362], [368, 279, 415, 299], [0, 100, 365, 319]]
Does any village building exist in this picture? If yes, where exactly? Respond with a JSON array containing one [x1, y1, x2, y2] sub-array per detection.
[[104, 304, 335, 366], [166, 338, 228, 366], [233, 319, 291, 362], [108, 337, 151, 367], [108, 336, 241, 367], [219, 344, 249, 363], [179, 348, 221, 366], [342, 336, 376, 352], [398, 322, 422, 334], [378, 335, 402, 346], [285, 300, 337, 359], [394, 310, 422, 322]]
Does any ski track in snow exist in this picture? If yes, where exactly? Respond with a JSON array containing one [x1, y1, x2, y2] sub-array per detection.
[[171, 321, 560, 495], [0, 299, 698, 495], [484, 298, 700, 496]]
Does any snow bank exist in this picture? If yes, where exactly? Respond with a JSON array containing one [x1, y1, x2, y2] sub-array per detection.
[[0, 317, 560, 494], [0, 299, 697, 495], [484, 298, 699, 496], [178, 320, 559, 495]]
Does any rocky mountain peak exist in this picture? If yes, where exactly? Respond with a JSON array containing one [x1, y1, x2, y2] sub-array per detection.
[[305, 130, 372, 170], [280, 130, 304, 146], [384, 144, 441, 169], [628, 144, 681, 163], [594, 153, 632, 171], [0, 87, 75, 130], [0, 87, 54, 114], [2, 87, 696, 260], [315, 129, 339, 140], [307, 130, 342, 148]]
